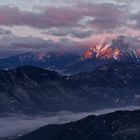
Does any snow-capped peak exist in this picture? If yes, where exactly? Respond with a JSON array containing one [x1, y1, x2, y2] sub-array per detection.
[[84, 35, 137, 61]]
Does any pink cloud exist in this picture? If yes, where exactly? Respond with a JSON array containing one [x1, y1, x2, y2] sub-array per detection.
[[0, 3, 128, 31]]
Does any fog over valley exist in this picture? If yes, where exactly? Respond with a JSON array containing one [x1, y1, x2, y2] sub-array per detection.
[[0, 106, 140, 140]]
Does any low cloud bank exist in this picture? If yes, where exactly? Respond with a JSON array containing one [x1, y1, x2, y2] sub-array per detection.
[[0, 106, 140, 139]]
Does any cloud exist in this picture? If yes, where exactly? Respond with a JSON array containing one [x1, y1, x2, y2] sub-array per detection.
[[131, 11, 140, 29], [0, 28, 12, 36], [0, 6, 81, 28], [0, 3, 128, 32], [80, 3, 128, 33], [0, 106, 140, 139], [0, 2, 138, 57], [124, 35, 140, 47], [43, 28, 93, 38], [0, 28, 90, 58]]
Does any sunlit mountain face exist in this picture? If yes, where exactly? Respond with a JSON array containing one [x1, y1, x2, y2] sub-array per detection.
[[84, 36, 140, 61], [62, 36, 140, 74]]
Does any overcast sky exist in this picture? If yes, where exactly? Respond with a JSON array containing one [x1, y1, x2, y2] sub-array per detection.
[[0, 0, 140, 57]]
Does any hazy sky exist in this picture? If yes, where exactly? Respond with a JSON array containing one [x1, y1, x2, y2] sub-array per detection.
[[0, 0, 140, 57]]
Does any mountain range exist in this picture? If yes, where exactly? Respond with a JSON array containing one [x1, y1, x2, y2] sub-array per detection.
[[1, 36, 140, 75], [1, 35, 140, 140], [0, 52, 80, 72], [1, 61, 140, 114], [64, 36, 140, 74]]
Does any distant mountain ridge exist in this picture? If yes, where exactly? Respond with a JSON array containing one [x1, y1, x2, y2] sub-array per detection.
[[0, 51, 80, 72]]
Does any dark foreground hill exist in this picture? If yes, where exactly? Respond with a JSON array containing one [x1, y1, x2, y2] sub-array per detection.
[[15, 109, 140, 140]]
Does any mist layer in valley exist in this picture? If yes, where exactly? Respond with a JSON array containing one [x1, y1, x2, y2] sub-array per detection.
[[0, 106, 140, 140]]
